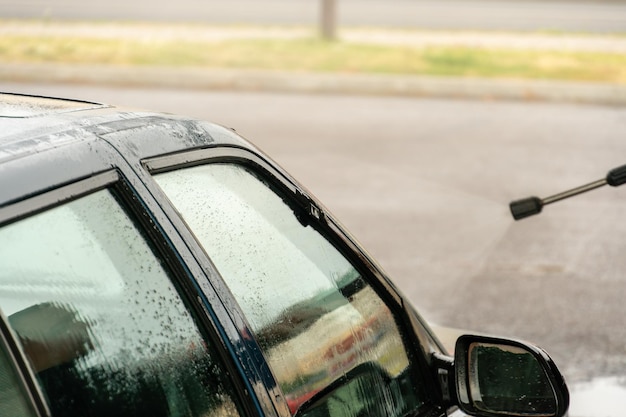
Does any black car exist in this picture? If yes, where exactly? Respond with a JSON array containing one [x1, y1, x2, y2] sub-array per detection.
[[0, 92, 569, 417]]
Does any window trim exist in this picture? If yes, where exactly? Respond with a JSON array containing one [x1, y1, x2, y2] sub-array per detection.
[[145, 146, 274, 178], [0, 171, 118, 226], [144, 145, 443, 416]]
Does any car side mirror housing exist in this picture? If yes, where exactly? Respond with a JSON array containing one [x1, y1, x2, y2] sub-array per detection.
[[452, 335, 569, 417]]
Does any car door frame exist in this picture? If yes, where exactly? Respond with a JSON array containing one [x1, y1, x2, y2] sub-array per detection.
[[0, 132, 271, 417], [135, 140, 449, 417]]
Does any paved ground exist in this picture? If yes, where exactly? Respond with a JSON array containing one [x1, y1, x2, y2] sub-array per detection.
[[4, 0, 626, 32], [4, 21, 626, 52]]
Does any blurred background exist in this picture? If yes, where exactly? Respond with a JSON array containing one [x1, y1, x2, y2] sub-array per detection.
[[2, 1, 626, 415]]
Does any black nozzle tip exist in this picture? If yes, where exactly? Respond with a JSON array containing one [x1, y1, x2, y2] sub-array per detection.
[[510, 196, 543, 220], [607, 164, 626, 187]]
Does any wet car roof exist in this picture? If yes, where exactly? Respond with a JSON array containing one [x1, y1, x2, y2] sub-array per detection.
[[0, 93, 118, 160], [0, 92, 251, 165], [0, 93, 105, 118]]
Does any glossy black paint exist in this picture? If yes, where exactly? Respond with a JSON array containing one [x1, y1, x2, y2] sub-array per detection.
[[454, 335, 569, 417]]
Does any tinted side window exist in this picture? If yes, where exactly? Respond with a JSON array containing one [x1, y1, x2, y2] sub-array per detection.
[[154, 163, 428, 417], [0, 187, 244, 417], [0, 328, 38, 417]]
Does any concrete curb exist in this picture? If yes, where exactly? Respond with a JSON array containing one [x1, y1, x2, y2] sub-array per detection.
[[2, 63, 626, 106]]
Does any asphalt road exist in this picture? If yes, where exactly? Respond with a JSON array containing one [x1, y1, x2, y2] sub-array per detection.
[[5, 0, 626, 32], [2, 82, 626, 413], [0, 79, 626, 379]]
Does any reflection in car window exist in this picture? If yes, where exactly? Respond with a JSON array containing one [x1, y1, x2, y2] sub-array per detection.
[[0, 188, 244, 417], [0, 329, 38, 417], [155, 163, 427, 417]]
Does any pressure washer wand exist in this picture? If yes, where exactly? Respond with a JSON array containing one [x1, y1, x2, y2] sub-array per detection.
[[510, 164, 626, 220]]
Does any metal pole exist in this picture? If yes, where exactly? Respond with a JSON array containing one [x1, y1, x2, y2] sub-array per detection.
[[320, 0, 336, 40], [542, 178, 607, 206]]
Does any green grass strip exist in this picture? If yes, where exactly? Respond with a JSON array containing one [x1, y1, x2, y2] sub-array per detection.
[[3, 36, 626, 84]]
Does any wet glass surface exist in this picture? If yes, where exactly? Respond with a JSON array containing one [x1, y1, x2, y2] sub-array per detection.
[[0, 189, 243, 417], [155, 163, 426, 417], [0, 335, 38, 417], [469, 342, 555, 416]]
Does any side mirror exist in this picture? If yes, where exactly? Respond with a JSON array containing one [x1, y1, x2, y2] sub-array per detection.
[[453, 335, 569, 417]]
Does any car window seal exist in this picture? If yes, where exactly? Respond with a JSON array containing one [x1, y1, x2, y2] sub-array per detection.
[[143, 144, 255, 174]]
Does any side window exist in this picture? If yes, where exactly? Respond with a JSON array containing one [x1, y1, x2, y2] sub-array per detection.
[[0, 186, 244, 417], [0, 323, 39, 417], [154, 163, 428, 417]]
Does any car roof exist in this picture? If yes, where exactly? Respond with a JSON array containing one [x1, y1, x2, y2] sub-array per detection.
[[0, 92, 252, 164], [0, 92, 263, 207], [0, 93, 112, 147], [0, 92, 105, 118]]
